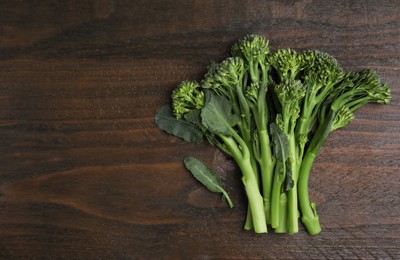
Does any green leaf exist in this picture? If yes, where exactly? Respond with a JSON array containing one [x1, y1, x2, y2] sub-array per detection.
[[154, 106, 204, 143], [285, 161, 294, 191], [184, 156, 234, 208], [270, 122, 289, 162], [201, 91, 240, 136], [184, 109, 203, 129], [271, 124, 293, 191]]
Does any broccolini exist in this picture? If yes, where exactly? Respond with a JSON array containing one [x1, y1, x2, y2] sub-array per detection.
[[155, 35, 391, 235]]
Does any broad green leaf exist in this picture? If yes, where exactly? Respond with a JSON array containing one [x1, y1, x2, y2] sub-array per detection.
[[270, 122, 289, 162], [184, 109, 204, 130], [201, 91, 240, 136], [184, 156, 234, 208], [154, 106, 204, 143]]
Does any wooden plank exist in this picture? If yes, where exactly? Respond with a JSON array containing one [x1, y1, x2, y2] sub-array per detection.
[[0, 0, 399, 258]]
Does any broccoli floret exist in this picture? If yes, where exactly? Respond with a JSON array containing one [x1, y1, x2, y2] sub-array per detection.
[[202, 57, 246, 98], [331, 69, 391, 112], [296, 50, 344, 145], [332, 106, 355, 131], [231, 34, 270, 84], [171, 81, 205, 119], [274, 79, 306, 132], [268, 48, 302, 82], [232, 34, 270, 63]]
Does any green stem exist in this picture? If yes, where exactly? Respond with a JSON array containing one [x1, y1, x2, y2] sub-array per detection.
[[240, 165, 267, 233], [287, 186, 298, 233], [220, 134, 267, 233], [221, 189, 234, 208], [298, 111, 336, 235], [347, 96, 371, 112], [244, 206, 253, 230], [298, 150, 321, 235], [270, 161, 284, 229], [258, 129, 274, 224], [236, 84, 251, 131], [248, 60, 259, 83], [234, 103, 261, 231], [255, 81, 274, 224], [287, 133, 299, 234], [274, 193, 288, 233], [296, 96, 315, 141]]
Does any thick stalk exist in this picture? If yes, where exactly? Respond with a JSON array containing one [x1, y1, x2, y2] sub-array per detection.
[[255, 81, 274, 224], [235, 84, 259, 185], [296, 98, 315, 141], [274, 193, 288, 233], [244, 207, 253, 230], [286, 134, 299, 234], [259, 130, 274, 223], [287, 186, 298, 233], [298, 111, 335, 235], [240, 159, 267, 233], [298, 150, 321, 235], [270, 161, 284, 229], [220, 134, 267, 233]]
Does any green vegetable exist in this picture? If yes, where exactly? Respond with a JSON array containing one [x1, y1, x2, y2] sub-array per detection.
[[155, 35, 391, 235], [183, 156, 233, 208], [154, 106, 204, 143]]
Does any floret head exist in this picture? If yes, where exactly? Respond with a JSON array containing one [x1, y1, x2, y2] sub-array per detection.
[[172, 81, 205, 119], [231, 34, 270, 62], [202, 57, 246, 97], [268, 48, 302, 80]]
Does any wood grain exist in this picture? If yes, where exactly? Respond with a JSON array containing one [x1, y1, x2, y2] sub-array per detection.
[[0, 0, 399, 259]]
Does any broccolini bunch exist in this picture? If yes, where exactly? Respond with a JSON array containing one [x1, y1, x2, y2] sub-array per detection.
[[155, 35, 391, 235]]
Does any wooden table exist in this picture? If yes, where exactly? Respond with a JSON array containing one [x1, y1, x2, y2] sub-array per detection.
[[1, 1, 399, 259]]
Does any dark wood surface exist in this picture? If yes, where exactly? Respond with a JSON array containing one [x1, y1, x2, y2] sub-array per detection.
[[1, 0, 399, 259]]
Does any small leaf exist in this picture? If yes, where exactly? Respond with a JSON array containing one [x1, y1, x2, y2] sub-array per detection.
[[184, 156, 234, 208], [201, 91, 240, 136], [155, 106, 204, 143], [184, 156, 221, 193], [270, 122, 289, 162], [285, 162, 294, 191]]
